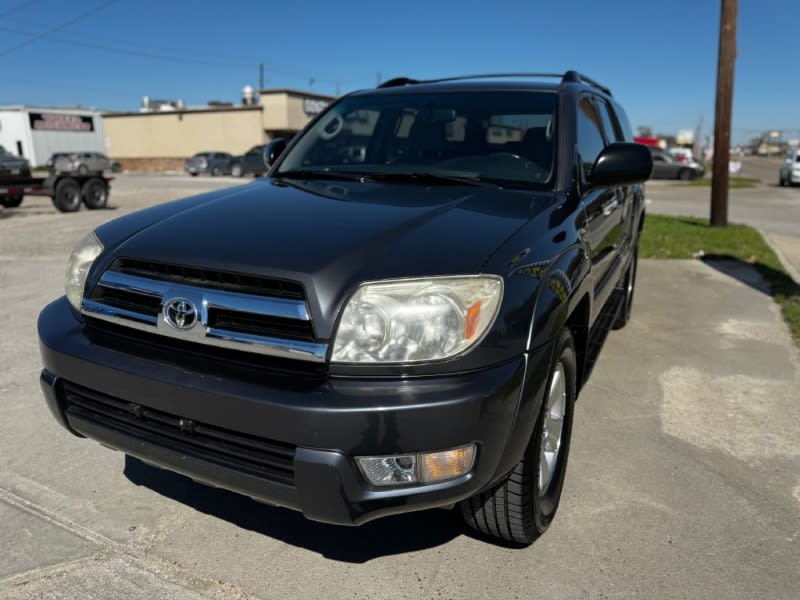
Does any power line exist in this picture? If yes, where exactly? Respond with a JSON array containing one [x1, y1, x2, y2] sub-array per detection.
[[0, 24, 254, 68], [2, 75, 137, 99], [0, 0, 39, 19], [0, 23, 371, 88], [0, 0, 118, 57]]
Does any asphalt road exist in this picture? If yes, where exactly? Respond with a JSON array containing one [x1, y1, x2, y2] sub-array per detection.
[[1, 174, 798, 599], [646, 156, 800, 279]]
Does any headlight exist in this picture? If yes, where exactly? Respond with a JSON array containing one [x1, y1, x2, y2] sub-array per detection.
[[65, 232, 103, 310], [331, 276, 503, 363]]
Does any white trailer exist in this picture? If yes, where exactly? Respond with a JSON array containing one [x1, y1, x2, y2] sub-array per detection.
[[0, 106, 106, 167]]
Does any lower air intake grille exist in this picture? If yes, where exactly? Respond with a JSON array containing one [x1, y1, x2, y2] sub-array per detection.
[[62, 382, 296, 486]]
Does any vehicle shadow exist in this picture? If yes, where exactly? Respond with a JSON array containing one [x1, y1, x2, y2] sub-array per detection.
[[123, 455, 468, 562]]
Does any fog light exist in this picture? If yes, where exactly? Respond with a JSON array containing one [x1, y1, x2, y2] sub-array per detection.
[[356, 455, 417, 486], [356, 444, 476, 487]]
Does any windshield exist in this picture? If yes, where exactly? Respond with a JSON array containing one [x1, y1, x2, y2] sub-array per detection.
[[277, 91, 558, 189]]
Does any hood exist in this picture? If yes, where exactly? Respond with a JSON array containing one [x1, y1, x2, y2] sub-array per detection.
[[104, 178, 552, 336]]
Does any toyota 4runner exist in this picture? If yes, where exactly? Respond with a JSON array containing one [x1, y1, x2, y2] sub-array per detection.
[[38, 71, 651, 545]]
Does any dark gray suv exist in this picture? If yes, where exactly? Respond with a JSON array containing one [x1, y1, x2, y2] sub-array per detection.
[[38, 71, 652, 545], [230, 145, 267, 177]]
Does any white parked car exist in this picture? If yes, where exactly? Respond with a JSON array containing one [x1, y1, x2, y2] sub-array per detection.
[[779, 149, 800, 186]]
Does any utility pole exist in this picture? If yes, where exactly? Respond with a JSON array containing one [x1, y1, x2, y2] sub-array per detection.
[[259, 63, 265, 90], [710, 0, 738, 228], [376, 71, 382, 86]]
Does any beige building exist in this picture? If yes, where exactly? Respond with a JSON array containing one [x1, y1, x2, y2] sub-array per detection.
[[103, 89, 336, 171]]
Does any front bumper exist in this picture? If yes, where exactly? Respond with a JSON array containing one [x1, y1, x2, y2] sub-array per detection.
[[39, 297, 548, 525]]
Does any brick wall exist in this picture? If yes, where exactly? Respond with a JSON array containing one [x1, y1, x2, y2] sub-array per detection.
[[117, 157, 187, 172]]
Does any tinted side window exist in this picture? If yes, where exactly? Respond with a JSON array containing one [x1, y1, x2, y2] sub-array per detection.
[[612, 102, 635, 142], [597, 100, 623, 142], [576, 98, 606, 178]]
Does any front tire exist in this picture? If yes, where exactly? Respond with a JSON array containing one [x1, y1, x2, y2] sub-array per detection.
[[211, 167, 222, 177], [460, 329, 577, 545], [230, 163, 243, 177], [678, 168, 692, 181]]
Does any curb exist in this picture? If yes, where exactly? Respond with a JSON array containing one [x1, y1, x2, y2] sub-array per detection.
[[759, 229, 800, 285]]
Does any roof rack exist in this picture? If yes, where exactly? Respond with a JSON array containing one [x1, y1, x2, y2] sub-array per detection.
[[377, 71, 612, 96]]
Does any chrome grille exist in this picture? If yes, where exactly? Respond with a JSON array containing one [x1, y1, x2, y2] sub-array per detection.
[[112, 259, 305, 300], [83, 267, 327, 362]]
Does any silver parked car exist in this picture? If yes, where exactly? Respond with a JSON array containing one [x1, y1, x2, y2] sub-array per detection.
[[185, 152, 234, 176], [649, 148, 705, 181], [52, 152, 121, 175], [779, 149, 800, 187]]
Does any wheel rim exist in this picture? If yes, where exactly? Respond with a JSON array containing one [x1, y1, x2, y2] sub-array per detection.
[[91, 186, 106, 204], [538, 362, 566, 494]]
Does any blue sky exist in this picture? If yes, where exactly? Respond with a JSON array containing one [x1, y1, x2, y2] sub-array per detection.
[[1, 0, 797, 144]]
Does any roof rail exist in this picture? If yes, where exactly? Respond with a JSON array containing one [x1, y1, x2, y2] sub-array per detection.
[[376, 71, 612, 96], [561, 71, 612, 96], [377, 77, 420, 88]]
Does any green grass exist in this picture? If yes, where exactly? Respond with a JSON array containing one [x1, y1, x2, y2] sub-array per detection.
[[685, 176, 760, 188], [640, 214, 800, 343]]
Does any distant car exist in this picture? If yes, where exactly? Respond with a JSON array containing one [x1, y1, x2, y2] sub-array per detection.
[[229, 145, 266, 177], [649, 148, 705, 181], [0, 145, 31, 207], [0, 145, 31, 182], [45, 153, 69, 171], [779, 149, 800, 187], [185, 152, 234, 176], [52, 152, 121, 175]]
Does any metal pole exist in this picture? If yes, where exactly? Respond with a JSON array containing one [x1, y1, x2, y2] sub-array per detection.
[[259, 63, 265, 90], [710, 0, 738, 227]]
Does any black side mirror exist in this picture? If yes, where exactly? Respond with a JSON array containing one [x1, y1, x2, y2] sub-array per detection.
[[591, 142, 653, 187], [263, 138, 287, 168]]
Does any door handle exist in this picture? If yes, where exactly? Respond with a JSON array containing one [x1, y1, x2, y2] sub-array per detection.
[[601, 198, 619, 216]]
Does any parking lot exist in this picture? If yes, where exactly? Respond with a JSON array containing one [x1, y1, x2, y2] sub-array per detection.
[[1, 173, 799, 599]]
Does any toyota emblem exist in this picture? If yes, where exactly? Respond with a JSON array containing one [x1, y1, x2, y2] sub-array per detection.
[[164, 298, 198, 330]]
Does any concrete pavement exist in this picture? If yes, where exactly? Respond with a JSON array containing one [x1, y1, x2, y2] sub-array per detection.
[[1, 177, 798, 599]]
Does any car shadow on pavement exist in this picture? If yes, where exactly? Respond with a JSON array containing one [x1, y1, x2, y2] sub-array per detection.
[[123, 456, 466, 562]]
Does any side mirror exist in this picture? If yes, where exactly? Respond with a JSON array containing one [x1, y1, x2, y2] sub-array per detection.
[[263, 138, 287, 168], [591, 142, 653, 187]]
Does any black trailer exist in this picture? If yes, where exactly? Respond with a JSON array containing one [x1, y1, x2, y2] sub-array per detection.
[[0, 173, 111, 212]]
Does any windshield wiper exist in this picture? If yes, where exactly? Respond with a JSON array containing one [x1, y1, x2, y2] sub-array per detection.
[[367, 171, 501, 188], [275, 169, 368, 182]]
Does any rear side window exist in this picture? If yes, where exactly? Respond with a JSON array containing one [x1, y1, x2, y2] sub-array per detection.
[[611, 102, 635, 143], [576, 98, 606, 178], [596, 100, 623, 142]]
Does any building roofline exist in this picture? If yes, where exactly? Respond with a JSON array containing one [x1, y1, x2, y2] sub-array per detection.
[[102, 105, 263, 118], [258, 88, 337, 101], [0, 105, 103, 114]]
